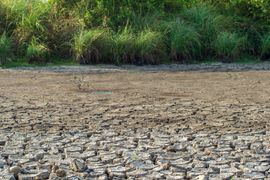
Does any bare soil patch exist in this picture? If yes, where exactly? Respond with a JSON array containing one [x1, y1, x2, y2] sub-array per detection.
[[1, 70, 270, 132], [0, 69, 270, 179]]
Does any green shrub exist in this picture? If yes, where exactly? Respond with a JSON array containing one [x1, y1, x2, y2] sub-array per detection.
[[134, 30, 166, 65], [167, 19, 201, 62], [0, 0, 269, 64], [46, 10, 84, 58], [73, 29, 113, 64], [214, 32, 248, 62], [11, 0, 49, 46], [26, 37, 49, 64], [182, 4, 232, 56], [260, 33, 270, 60], [208, 0, 270, 23], [112, 28, 135, 64], [0, 33, 12, 65]]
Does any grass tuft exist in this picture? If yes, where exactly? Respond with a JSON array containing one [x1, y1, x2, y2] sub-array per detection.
[[26, 37, 49, 64], [167, 19, 201, 62], [214, 32, 248, 62], [134, 29, 166, 65], [73, 29, 112, 64], [112, 27, 135, 64], [260, 33, 270, 60], [182, 4, 232, 56], [0, 32, 12, 65]]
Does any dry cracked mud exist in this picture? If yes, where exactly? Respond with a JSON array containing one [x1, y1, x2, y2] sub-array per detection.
[[1, 67, 270, 179]]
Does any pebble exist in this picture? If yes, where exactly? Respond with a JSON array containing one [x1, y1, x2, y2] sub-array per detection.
[[9, 166, 21, 176], [69, 159, 86, 172]]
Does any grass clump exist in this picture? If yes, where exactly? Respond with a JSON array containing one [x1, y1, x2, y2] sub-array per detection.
[[11, 0, 49, 46], [0, 33, 12, 65], [182, 4, 232, 56], [112, 28, 135, 64], [167, 20, 201, 62], [26, 37, 49, 64], [46, 9, 84, 58], [134, 30, 166, 65], [214, 32, 248, 62], [73, 29, 112, 64], [260, 33, 270, 60]]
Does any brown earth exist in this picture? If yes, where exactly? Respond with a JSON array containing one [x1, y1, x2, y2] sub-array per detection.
[[1, 70, 270, 133], [1, 69, 270, 179]]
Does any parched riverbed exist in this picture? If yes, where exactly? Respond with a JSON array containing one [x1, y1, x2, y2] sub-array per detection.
[[1, 65, 270, 179]]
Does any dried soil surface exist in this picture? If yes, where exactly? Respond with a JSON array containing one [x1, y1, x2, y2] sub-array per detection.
[[1, 66, 270, 179]]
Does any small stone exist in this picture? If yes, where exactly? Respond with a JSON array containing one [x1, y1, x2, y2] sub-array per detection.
[[0, 160, 5, 168], [1, 174, 16, 180], [254, 165, 270, 172], [37, 170, 50, 179], [97, 175, 108, 180], [35, 151, 45, 160], [244, 172, 266, 179], [126, 169, 147, 178], [56, 169, 66, 177], [0, 140, 6, 146], [52, 165, 59, 173], [9, 166, 21, 176], [18, 170, 49, 180], [70, 159, 86, 172], [194, 175, 208, 180], [65, 146, 83, 153]]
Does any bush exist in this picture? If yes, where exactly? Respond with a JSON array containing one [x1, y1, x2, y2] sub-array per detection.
[[11, 0, 49, 46], [112, 28, 135, 64], [167, 19, 201, 62], [73, 29, 113, 64], [182, 4, 232, 56], [260, 33, 270, 60], [26, 37, 49, 64], [0, 0, 269, 64], [134, 30, 166, 65], [207, 0, 270, 23], [45, 6, 84, 58], [214, 32, 248, 62], [0, 33, 12, 65]]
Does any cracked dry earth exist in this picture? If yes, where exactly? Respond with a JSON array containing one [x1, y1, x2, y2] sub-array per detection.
[[1, 69, 270, 180]]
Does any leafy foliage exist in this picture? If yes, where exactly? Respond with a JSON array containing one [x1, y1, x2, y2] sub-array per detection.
[[0, 33, 12, 65], [260, 33, 270, 60], [0, 0, 270, 65], [73, 29, 112, 64], [112, 28, 135, 64], [182, 4, 232, 56], [214, 32, 248, 62], [134, 30, 166, 65], [167, 19, 201, 61], [26, 37, 49, 64]]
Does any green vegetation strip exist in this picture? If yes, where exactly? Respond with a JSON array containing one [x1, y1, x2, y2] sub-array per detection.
[[0, 0, 270, 66]]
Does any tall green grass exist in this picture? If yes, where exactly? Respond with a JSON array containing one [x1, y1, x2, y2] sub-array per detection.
[[0, 0, 269, 65], [73, 29, 113, 64], [167, 19, 201, 62], [0, 33, 12, 65], [260, 33, 270, 60], [112, 28, 135, 64], [9, 0, 49, 44], [134, 30, 166, 64], [182, 4, 232, 56], [46, 6, 84, 58], [26, 37, 49, 64], [214, 32, 248, 62]]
